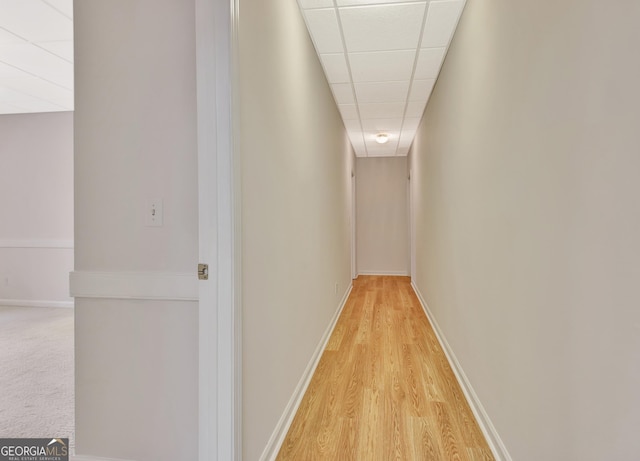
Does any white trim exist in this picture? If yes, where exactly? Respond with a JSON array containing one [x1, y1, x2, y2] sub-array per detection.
[[408, 167, 416, 280], [196, 0, 240, 459], [351, 168, 357, 280], [411, 281, 512, 461], [259, 284, 353, 461], [357, 270, 410, 276], [0, 239, 74, 249], [195, 0, 218, 458], [0, 299, 73, 308], [69, 271, 198, 301]]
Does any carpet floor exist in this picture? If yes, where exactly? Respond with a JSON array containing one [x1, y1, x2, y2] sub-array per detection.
[[0, 306, 74, 448]]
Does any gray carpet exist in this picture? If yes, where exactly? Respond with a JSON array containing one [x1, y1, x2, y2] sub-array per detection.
[[0, 306, 74, 447]]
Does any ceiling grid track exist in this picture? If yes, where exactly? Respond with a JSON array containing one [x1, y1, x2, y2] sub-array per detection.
[[331, 0, 370, 157]]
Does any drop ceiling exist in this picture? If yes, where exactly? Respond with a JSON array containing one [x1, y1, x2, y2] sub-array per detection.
[[297, 0, 465, 157], [0, 0, 73, 115], [0, 0, 463, 140]]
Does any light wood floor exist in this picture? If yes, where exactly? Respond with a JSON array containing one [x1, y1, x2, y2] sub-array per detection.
[[276, 276, 494, 461]]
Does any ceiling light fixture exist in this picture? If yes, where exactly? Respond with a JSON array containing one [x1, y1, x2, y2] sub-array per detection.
[[375, 133, 389, 144]]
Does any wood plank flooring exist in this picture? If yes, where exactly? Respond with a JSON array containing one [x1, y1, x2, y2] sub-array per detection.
[[276, 275, 494, 461]]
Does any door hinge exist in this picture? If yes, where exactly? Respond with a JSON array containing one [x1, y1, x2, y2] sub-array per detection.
[[198, 263, 209, 280]]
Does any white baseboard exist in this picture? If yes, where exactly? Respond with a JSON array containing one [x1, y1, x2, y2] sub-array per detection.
[[0, 299, 74, 308], [411, 282, 512, 461], [70, 271, 198, 301], [259, 283, 353, 461], [357, 270, 409, 276]]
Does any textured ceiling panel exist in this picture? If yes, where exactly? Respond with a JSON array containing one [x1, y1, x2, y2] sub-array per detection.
[[338, 103, 359, 119], [42, 0, 73, 18], [339, 3, 426, 52], [409, 78, 436, 101], [414, 47, 447, 79], [348, 50, 416, 82], [422, 0, 465, 48], [304, 8, 344, 53], [337, 0, 414, 5], [319, 53, 351, 83], [37, 40, 74, 61], [331, 82, 356, 104], [299, 0, 334, 8], [354, 81, 410, 104], [361, 118, 403, 132], [358, 101, 405, 119]]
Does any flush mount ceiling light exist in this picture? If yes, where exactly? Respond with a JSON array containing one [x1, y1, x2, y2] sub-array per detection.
[[375, 133, 389, 144]]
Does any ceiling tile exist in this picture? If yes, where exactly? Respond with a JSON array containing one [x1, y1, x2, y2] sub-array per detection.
[[0, 101, 22, 113], [343, 118, 362, 132], [9, 98, 66, 112], [0, 76, 73, 105], [422, 0, 464, 48], [348, 130, 367, 156], [349, 138, 365, 147], [348, 50, 415, 82], [338, 103, 359, 119], [331, 83, 355, 104], [0, 42, 72, 89], [402, 117, 421, 132], [42, 0, 73, 19], [304, 8, 344, 54], [337, 0, 416, 5], [299, 0, 334, 8], [48, 97, 73, 110], [0, 0, 72, 42], [0, 85, 38, 102], [409, 79, 435, 101], [36, 40, 73, 62], [361, 118, 403, 131], [366, 141, 397, 151], [295, 0, 464, 156], [367, 147, 397, 157], [348, 129, 365, 144], [399, 129, 415, 147], [0, 62, 73, 101], [339, 3, 426, 52], [358, 102, 405, 119], [0, 27, 25, 45], [414, 47, 446, 79], [320, 53, 350, 83], [354, 81, 409, 104], [405, 100, 426, 118]]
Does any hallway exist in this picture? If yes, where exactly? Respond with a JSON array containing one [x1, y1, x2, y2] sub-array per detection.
[[277, 276, 493, 460]]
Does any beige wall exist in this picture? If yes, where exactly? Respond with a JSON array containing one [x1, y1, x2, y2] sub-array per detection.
[[356, 157, 409, 276], [0, 112, 73, 305], [410, 1, 640, 459], [238, 0, 353, 458], [74, 0, 198, 459]]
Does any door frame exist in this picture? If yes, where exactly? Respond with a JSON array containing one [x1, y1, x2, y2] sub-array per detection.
[[409, 166, 416, 280], [196, 0, 241, 460], [351, 167, 357, 279]]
